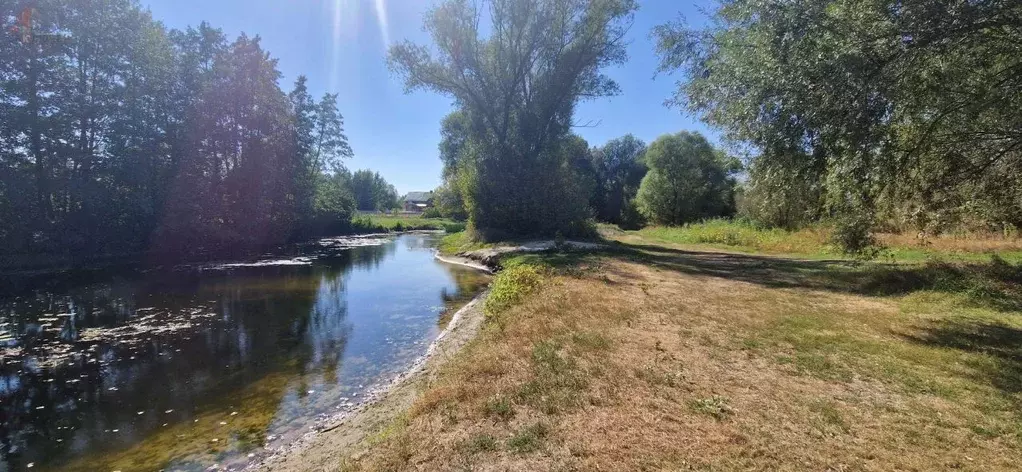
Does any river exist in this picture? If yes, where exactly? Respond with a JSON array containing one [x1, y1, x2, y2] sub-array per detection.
[[0, 233, 489, 471]]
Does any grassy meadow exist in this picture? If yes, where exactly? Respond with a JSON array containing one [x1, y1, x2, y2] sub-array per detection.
[[335, 224, 1022, 471]]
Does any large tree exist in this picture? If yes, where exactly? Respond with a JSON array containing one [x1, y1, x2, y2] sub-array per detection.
[[655, 0, 1022, 244], [635, 131, 737, 226], [389, 0, 637, 238], [590, 134, 646, 224]]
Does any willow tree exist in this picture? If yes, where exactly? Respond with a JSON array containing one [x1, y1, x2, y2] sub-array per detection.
[[655, 0, 1022, 248], [389, 0, 637, 239]]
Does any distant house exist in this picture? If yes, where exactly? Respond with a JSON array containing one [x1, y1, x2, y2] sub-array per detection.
[[403, 191, 434, 212]]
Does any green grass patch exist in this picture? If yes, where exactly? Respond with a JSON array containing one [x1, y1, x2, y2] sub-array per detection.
[[462, 433, 498, 453], [637, 219, 836, 258], [357, 215, 452, 232], [483, 396, 515, 421], [437, 231, 494, 256], [507, 422, 549, 453]]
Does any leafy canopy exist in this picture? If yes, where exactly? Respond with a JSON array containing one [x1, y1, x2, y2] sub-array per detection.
[[389, 0, 638, 238]]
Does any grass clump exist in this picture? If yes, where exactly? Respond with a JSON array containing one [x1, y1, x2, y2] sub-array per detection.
[[484, 263, 544, 317], [689, 395, 734, 420], [483, 396, 515, 421], [463, 433, 498, 453], [507, 422, 549, 453]]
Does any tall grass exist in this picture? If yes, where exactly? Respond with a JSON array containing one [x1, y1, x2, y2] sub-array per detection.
[[638, 219, 834, 257], [635, 219, 1022, 262]]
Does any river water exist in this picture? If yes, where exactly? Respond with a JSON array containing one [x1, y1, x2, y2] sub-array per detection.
[[0, 233, 489, 471]]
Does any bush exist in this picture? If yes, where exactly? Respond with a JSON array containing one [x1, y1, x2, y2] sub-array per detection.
[[442, 222, 467, 234], [485, 264, 544, 317], [421, 207, 443, 219]]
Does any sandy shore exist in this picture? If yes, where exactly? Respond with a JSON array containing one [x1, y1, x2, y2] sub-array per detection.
[[249, 255, 489, 472]]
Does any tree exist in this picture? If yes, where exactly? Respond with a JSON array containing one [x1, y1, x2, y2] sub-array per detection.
[[654, 0, 1022, 245], [590, 134, 646, 224], [351, 170, 398, 212], [0, 1, 362, 259], [635, 131, 737, 226], [389, 0, 637, 239]]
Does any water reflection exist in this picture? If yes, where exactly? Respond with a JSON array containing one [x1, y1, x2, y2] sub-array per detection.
[[0, 234, 488, 471]]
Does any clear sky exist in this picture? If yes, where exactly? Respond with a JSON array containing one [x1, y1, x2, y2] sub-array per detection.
[[141, 0, 718, 195]]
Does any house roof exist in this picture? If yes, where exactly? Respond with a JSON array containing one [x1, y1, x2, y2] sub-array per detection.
[[405, 191, 433, 202]]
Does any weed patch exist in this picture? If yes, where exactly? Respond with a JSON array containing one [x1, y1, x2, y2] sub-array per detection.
[[689, 395, 734, 420], [507, 422, 549, 453], [463, 433, 498, 453], [483, 396, 515, 422]]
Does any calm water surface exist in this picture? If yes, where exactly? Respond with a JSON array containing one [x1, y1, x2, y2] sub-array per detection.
[[0, 233, 489, 471]]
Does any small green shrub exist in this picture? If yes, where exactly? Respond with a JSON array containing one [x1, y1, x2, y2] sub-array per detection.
[[442, 222, 467, 233], [485, 264, 544, 317], [421, 207, 443, 219]]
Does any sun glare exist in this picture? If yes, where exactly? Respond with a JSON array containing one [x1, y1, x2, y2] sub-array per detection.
[[329, 0, 390, 91]]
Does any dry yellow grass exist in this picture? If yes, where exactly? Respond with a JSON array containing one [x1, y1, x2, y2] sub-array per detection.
[[337, 240, 1022, 471]]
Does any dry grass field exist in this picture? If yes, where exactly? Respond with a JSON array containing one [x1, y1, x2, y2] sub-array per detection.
[[337, 232, 1022, 471]]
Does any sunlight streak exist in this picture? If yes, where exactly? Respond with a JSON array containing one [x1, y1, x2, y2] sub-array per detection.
[[373, 0, 391, 47]]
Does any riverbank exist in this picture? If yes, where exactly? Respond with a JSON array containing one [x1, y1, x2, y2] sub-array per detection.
[[252, 285, 491, 471], [311, 231, 1022, 471]]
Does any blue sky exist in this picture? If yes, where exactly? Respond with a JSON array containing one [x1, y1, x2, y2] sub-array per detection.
[[141, 0, 717, 195]]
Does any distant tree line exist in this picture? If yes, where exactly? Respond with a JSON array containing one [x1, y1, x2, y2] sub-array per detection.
[[0, 0, 400, 260]]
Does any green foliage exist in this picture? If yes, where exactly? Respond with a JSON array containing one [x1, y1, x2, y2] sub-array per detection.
[[654, 0, 1022, 245], [0, 1, 361, 259], [421, 206, 442, 219], [485, 264, 545, 318], [389, 0, 638, 239], [442, 222, 467, 234], [590, 134, 648, 224], [635, 132, 738, 225], [351, 169, 399, 212]]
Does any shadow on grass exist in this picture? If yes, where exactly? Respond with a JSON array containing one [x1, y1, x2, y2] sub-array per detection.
[[902, 319, 1022, 399], [605, 241, 1022, 312]]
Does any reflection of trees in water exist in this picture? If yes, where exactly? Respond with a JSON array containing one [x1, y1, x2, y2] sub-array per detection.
[[0, 240, 418, 470], [436, 265, 491, 328]]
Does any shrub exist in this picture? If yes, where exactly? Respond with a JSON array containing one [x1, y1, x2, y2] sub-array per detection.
[[485, 264, 544, 317], [421, 207, 443, 219], [442, 222, 467, 234]]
